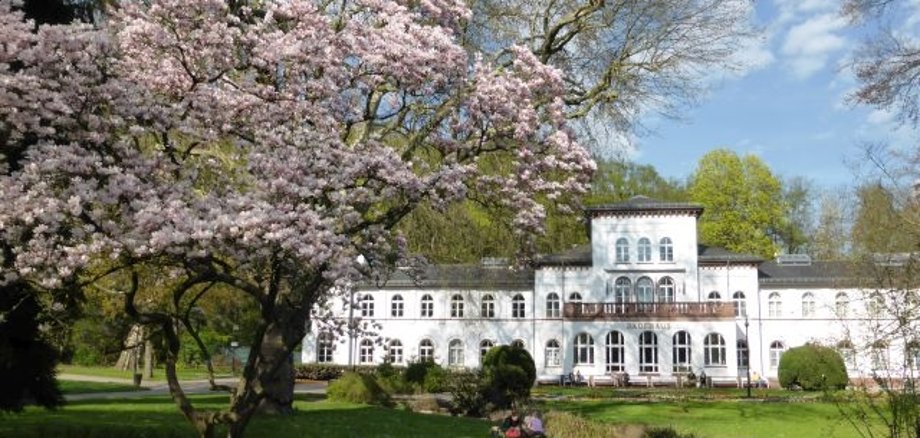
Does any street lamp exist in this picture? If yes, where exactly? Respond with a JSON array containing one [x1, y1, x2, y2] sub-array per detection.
[[229, 341, 239, 375], [744, 317, 751, 398]]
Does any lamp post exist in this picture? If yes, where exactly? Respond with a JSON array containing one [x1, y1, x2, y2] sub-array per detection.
[[230, 341, 239, 375], [745, 317, 751, 398]]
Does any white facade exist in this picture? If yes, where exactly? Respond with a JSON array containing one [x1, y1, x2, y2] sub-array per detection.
[[302, 196, 907, 386]]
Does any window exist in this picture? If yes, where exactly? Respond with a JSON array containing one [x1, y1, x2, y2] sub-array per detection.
[[659, 237, 674, 262], [448, 339, 464, 367], [481, 294, 495, 318], [905, 341, 920, 369], [707, 291, 721, 301], [614, 277, 631, 303], [871, 342, 889, 370], [704, 333, 726, 366], [360, 294, 375, 317], [737, 339, 749, 368], [546, 293, 561, 318], [386, 339, 403, 364], [769, 341, 785, 368], [657, 277, 675, 302], [639, 331, 659, 373], [568, 292, 582, 303], [605, 331, 625, 372], [317, 332, 334, 363], [672, 331, 691, 373], [450, 294, 464, 318], [419, 339, 434, 362], [479, 340, 494, 363], [869, 292, 885, 316], [637, 237, 652, 262], [768, 292, 782, 318], [837, 340, 856, 369], [391, 295, 404, 317], [420, 294, 433, 318], [835, 292, 849, 317], [511, 339, 525, 349], [512, 294, 526, 318], [636, 277, 654, 303], [359, 339, 374, 364], [801, 292, 816, 318], [615, 238, 630, 262], [574, 332, 594, 365], [545, 339, 561, 367], [732, 291, 746, 317]]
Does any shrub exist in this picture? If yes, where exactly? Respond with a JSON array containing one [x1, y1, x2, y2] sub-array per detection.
[[481, 344, 536, 408], [327, 371, 390, 406], [405, 359, 438, 386], [422, 363, 450, 393], [447, 370, 487, 417], [294, 364, 377, 380], [778, 343, 848, 390]]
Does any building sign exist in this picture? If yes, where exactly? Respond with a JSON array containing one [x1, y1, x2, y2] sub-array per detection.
[[626, 322, 672, 330]]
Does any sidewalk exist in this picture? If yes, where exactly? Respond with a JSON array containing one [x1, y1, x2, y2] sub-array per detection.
[[60, 373, 326, 401]]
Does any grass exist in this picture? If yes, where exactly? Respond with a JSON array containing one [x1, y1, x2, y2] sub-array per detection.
[[0, 394, 490, 438], [58, 380, 148, 395], [58, 364, 234, 381], [532, 386, 822, 401]]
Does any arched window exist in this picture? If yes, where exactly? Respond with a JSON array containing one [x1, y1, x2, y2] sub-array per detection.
[[636, 277, 654, 303], [704, 333, 726, 366], [737, 339, 748, 368], [905, 340, 920, 369], [546, 293, 561, 318], [638, 331, 659, 373], [359, 339, 374, 364], [869, 292, 885, 316], [511, 339, 526, 349], [419, 339, 434, 362], [659, 237, 674, 262], [568, 292, 583, 303], [317, 332, 334, 363], [605, 331, 625, 372], [360, 294, 375, 317], [391, 294, 404, 317], [732, 291, 746, 317], [420, 294, 433, 318], [448, 339, 464, 367], [837, 340, 855, 369], [614, 277, 631, 303], [386, 339, 403, 364], [512, 294, 526, 318], [545, 339, 561, 367], [574, 333, 594, 365], [615, 237, 630, 263], [769, 341, 785, 368], [801, 292, 816, 318], [768, 292, 782, 318], [871, 341, 889, 370], [657, 277, 675, 302], [835, 292, 849, 317], [481, 294, 495, 318], [637, 237, 652, 262], [479, 340, 494, 363], [672, 331, 691, 373], [707, 291, 721, 301], [451, 294, 464, 318]]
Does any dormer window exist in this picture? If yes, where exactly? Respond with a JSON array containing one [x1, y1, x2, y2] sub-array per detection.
[[615, 238, 629, 263], [659, 237, 673, 262], [637, 237, 651, 262]]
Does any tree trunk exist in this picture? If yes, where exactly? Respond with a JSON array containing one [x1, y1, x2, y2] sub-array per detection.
[[255, 323, 296, 415], [144, 338, 154, 378]]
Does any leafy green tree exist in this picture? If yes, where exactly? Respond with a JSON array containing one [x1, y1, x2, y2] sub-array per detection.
[[810, 190, 850, 260], [481, 345, 536, 409], [775, 177, 814, 254], [851, 182, 916, 254], [688, 149, 784, 259], [778, 344, 848, 391]]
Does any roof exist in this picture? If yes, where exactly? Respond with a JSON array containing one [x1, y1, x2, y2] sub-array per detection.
[[535, 244, 592, 267], [587, 196, 704, 218], [697, 245, 764, 264], [758, 260, 856, 288], [360, 264, 534, 290]]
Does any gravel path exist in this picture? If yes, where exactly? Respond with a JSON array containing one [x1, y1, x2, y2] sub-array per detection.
[[60, 374, 326, 401]]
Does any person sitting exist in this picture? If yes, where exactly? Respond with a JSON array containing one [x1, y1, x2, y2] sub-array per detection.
[[575, 370, 584, 385], [491, 410, 523, 438], [523, 410, 546, 438]]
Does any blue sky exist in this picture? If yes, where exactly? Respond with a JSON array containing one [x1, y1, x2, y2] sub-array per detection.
[[633, 0, 919, 189]]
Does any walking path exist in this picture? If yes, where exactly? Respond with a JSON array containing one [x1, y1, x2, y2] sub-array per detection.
[[60, 373, 326, 401]]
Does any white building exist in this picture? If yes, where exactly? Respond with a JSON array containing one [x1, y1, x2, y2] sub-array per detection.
[[303, 196, 914, 386]]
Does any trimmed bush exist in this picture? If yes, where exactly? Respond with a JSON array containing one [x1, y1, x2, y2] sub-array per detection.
[[447, 370, 487, 417], [481, 344, 536, 408], [326, 371, 390, 406], [294, 363, 376, 380], [422, 363, 450, 393], [778, 343, 848, 390]]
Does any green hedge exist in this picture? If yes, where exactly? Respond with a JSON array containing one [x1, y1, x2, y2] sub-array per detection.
[[294, 363, 377, 380], [778, 343, 848, 390]]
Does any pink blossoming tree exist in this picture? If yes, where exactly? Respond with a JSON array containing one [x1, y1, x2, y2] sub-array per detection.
[[0, 0, 593, 435]]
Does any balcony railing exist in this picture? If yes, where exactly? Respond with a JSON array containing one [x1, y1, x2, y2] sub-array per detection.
[[563, 302, 735, 320]]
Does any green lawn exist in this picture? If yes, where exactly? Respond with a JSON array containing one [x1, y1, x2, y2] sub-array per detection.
[[58, 364, 233, 381], [0, 394, 490, 438], [58, 380, 148, 395]]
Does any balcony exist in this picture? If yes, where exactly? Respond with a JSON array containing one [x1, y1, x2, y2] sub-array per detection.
[[563, 302, 735, 321]]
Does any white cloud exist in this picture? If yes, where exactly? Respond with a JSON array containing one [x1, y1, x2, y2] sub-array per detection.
[[781, 13, 848, 78]]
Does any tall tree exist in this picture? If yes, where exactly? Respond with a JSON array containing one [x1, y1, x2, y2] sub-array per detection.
[[0, 2, 593, 437], [851, 182, 917, 254], [810, 189, 850, 260], [687, 149, 784, 259], [775, 176, 814, 254]]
